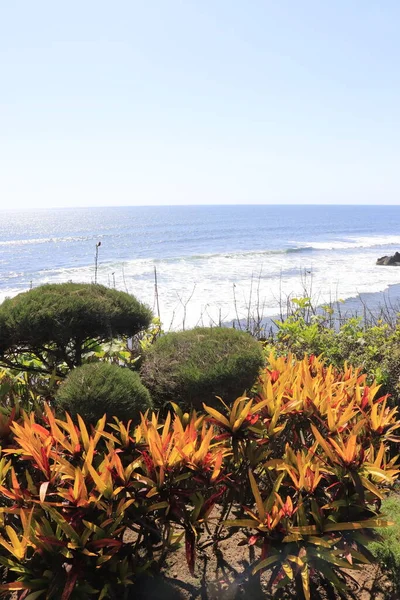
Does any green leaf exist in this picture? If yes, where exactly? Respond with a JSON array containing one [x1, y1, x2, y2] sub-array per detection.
[[252, 553, 281, 574], [24, 591, 46, 600], [224, 519, 257, 529], [44, 507, 81, 546], [323, 518, 393, 532]]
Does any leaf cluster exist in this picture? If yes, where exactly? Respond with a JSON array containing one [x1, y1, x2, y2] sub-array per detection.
[[270, 304, 400, 403]]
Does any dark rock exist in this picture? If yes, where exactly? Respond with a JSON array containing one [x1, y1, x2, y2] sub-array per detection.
[[377, 252, 400, 266]]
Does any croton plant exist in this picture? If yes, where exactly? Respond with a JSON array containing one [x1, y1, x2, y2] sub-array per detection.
[[0, 354, 397, 599]]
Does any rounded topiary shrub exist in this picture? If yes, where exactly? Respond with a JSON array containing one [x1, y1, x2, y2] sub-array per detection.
[[140, 327, 264, 410], [0, 282, 152, 371], [55, 362, 152, 423]]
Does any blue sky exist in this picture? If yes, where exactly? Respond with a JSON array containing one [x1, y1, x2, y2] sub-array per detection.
[[1, 1, 400, 208]]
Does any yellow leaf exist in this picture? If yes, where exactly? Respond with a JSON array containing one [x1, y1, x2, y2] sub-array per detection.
[[301, 564, 310, 600], [77, 415, 90, 451], [310, 425, 336, 463], [87, 463, 108, 496], [232, 399, 253, 432], [282, 560, 294, 580], [39, 481, 49, 504], [248, 469, 265, 522], [202, 404, 230, 429]]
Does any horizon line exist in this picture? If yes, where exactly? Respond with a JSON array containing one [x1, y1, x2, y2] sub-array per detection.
[[1, 203, 400, 211]]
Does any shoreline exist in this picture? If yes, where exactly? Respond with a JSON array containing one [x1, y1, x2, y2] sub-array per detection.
[[228, 281, 400, 335], [332, 281, 400, 318]]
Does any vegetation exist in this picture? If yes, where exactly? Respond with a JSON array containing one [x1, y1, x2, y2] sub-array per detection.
[[0, 354, 397, 599], [0, 283, 152, 375], [0, 280, 400, 598], [55, 362, 153, 423], [140, 326, 264, 409], [369, 495, 400, 597], [266, 296, 400, 403]]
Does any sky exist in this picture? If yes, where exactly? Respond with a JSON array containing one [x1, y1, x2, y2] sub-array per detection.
[[1, 1, 400, 209]]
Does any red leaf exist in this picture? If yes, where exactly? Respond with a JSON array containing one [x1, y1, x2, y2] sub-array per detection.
[[61, 569, 78, 600], [38, 535, 68, 548], [248, 535, 259, 546], [270, 370, 280, 383], [361, 387, 370, 409], [88, 538, 123, 549], [261, 541, 269, 560], [199, 487, 226, 518], [185, 528, 196, 575]]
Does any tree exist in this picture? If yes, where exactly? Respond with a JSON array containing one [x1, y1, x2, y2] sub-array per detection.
[[0, 283, 152, 375]]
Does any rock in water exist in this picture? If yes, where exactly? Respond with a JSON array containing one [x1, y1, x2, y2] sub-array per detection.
[[376, 252, 400, 265]]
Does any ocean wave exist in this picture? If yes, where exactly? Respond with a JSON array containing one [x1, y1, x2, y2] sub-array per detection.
[[293, 235, 400, 251], [0, 235, 96, 247], [2, 247, 400, 330], [143, 237, 400, 263], [152, 246, 312, 264], [2, 232, 399, 256]]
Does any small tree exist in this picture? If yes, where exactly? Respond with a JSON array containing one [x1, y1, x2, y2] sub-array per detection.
[[0, 283, 152, 375]]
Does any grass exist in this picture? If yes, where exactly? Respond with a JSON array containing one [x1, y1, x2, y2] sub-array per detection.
[[370, 493, 400, 594]]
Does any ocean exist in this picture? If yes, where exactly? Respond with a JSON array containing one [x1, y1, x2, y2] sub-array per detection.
[[1, 204, 400, 329]]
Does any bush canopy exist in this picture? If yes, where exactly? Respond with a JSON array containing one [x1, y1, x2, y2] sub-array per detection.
[[55, 361, 152, 423], [0, 283, 152, 373], [140, 326, 264, 409]]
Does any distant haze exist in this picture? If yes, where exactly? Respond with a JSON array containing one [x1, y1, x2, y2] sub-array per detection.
[[1, 1, 400, 209]]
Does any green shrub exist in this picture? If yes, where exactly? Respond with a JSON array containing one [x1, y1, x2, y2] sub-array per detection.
[[0, 283, 152, 374], [140, 327, 264, 409], [55, 362, 152, 423]]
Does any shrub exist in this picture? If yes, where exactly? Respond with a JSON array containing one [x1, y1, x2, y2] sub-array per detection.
[[0, 405, 228, 598], [0, 283, 152, 374], [140, 327, 264, 409], [55, 362, 152, 423], [0, 355, 398, 599], [219, 353, 400, 599], [269, 301, 400, 405]]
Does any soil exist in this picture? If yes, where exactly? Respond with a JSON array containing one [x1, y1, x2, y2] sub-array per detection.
[[132, 527, 396, 600], [7, 538, 395, 600], [7, 520, 396, 599]]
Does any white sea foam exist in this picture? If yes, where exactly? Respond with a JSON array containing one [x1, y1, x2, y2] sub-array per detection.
[[2, 245, 398, 330], [2, 213, 400, 330], [294, 235, 400, 251], [0, 236, 95, 247]]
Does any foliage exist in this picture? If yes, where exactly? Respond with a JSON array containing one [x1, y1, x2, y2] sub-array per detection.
[[83, 318, 164, 368], [140, 326, 264, 409], [268, 298, 400, 404], [221, 353, 399, 598], [0, 364, 56, 427], [369, 494, 400, 595], [0, 283, 153, 375], [0, 355, 397, 599], [0, 405, 228, 598], [55, 362, 153, 424]]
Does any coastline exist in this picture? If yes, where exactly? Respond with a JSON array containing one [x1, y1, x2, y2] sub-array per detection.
[[228, 281, 400, 335], [333, 281, 400, 319]]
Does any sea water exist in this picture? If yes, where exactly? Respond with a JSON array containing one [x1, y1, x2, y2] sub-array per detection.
[[1, 204, 400, 328]]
